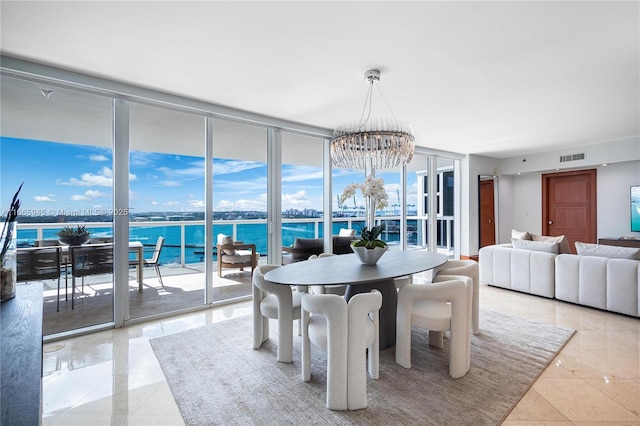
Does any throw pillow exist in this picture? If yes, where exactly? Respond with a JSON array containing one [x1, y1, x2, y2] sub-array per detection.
[[338, 228, 356, 237], [531, 234, 571, 254], [511, 229, 532, 240], [217, 233, 235, 255], [575, 242, 640, 260], [511, 238, 559, 254]]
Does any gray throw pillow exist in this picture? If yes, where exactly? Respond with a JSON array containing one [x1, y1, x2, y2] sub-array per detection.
[[575, 242, 640, 260]]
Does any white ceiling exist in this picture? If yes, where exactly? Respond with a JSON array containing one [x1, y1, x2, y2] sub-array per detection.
[[1, 1, 638, 159]]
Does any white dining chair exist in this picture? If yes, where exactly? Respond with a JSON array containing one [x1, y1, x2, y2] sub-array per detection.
[[395, 278, 472, 378], [252, 264, 303, 363], [308, 253, 346, 295], [301, 289, 381, 410], [433, 259, 480, 334]]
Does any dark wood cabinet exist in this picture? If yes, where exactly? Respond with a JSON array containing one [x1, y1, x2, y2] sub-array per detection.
[[1, 283, 43, 425], [598, 238, 640, 248]]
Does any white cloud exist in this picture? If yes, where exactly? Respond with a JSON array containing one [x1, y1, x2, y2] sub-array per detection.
[[90, 154, 109, 162], [282, 166, 323, 182], [57, 167, 113, 187], [164, 201, 179, 206], [71, 194, 90, 201], [281, 190, 312, 209], [188, 199, 205, 209], [34, 195, 56, 202], [213, 160, 263, 175], [160, 180, 181, 187], [216, 193, 267, 211]]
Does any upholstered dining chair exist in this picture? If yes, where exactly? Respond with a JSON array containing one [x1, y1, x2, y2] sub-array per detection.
[[301, 290, 382, 410], [395, 278, 472, 378], [307, 253, 346, 296], [252, 264, 303, 363], [433, 259, 480, 334]]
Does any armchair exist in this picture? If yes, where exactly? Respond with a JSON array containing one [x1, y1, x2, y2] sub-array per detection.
[[216, 233, 257, 277]]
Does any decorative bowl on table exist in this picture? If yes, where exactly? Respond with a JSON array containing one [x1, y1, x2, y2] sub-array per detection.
[[58, 235, 91, 246], [351, 245, 387, 265]]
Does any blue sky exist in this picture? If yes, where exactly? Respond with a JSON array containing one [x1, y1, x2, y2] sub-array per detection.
[[1, 137, 415, 217]]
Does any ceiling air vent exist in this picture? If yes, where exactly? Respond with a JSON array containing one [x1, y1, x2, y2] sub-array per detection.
[[559, 153, 586, 163]]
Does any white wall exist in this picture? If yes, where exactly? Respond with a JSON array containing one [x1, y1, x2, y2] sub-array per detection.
[[465, 138, 640, 255], [498, 160, 640, 244], [597, 161, 640, 239]]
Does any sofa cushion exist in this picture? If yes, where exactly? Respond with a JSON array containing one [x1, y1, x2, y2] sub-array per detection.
[[512, 238, 559, 254], [511, 229, 532, 240], [575, 241, 640, 260], [531, 234, 571, 254]]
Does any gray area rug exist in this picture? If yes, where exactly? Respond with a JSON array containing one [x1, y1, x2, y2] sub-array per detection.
[[151, 310, 575, 425]]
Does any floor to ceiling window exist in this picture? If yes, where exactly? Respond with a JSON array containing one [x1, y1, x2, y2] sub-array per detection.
[[405, 152, 459, 256], [281, 133, 324, 247], [128, 102, 207, 319], [0, 75, 114, 335], [212, 119, 267, 300]]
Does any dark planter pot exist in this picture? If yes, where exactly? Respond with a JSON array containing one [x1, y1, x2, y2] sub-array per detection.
[[58, 235, 91, 246]]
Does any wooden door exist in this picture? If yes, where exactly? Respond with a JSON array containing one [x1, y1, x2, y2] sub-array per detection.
[[542, 169, 597, 253], [479, 179, 496, 248]]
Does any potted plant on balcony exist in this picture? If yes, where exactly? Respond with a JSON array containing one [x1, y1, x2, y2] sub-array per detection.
[[351, 224, 388, 265], [57, 225, 91, 246]]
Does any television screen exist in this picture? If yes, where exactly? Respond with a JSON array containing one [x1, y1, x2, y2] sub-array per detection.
[[632, 185, 640, 232]]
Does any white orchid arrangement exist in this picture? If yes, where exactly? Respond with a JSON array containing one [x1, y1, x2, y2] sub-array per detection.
[[339, 175, 389, 249], [339, 174, 389, 211]]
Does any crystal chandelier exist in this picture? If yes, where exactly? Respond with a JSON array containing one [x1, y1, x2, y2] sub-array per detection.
[[330, 69, 415, 170]]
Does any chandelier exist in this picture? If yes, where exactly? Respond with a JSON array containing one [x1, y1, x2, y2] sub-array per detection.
[[330, 69, 415, 170]]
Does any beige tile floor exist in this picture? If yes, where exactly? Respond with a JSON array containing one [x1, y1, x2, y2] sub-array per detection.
[[42, 281, 640, 425]]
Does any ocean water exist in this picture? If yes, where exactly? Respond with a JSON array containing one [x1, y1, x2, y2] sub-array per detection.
[[16, 220, 405, 265]]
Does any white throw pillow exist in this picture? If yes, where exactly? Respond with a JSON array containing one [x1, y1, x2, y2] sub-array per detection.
[[511, 238, 559, 254], [511, 229, 532, 240], [338, 228, 356, 237], [531, 234, 571, 254], [217, 233, 236, 255], [575, 242, 640, 260]]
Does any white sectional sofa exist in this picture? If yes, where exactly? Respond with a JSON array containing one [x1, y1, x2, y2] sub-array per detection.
[[479, 244, 556, 298], [479, 238, 640, 318]]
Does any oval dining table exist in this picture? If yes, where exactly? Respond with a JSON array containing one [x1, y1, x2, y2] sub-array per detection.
[[265, 249, 448, 350]]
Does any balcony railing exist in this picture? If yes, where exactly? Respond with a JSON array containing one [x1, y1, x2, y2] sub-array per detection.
[[16, 216, 454, 266]]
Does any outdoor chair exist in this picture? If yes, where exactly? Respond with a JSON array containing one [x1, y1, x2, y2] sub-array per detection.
[[216, 233, 257, 277], [17, 246, 63, 311], [130, 236, 165, 287], [70, 243, 114, 309]]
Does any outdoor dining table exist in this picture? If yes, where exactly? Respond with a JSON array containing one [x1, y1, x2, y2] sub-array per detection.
[[264, 249, 448, 349], [60, 241, 145, 291]]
